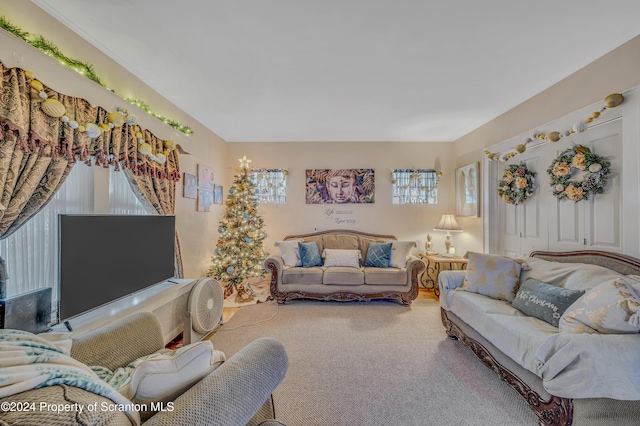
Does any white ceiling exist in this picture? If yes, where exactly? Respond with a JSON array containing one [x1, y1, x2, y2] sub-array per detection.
[[33, 0, 640, 142]]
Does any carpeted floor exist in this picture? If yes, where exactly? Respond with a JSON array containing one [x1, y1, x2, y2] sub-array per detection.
[[210, 298, 538, 426]]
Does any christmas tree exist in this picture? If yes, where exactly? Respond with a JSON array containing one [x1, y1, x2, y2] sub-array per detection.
[[208, 156, 269, 303]]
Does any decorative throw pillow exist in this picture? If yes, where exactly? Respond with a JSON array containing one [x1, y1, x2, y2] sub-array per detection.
[[322, 249, 361, 268], [298, 241, 322, 267], [388, 241, 416, 269], [512, 279, 585, 327], [364, 242, 393, 268], [460, 252, 522, 302], [274, 240, 302, 268], [559, 278, 640, 334], [119, 341, 225, 418]]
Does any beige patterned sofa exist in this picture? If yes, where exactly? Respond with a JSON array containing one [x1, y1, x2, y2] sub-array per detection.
[[0, 312, 288, 426], [440, 250, 640, 426], [264, 229, 425, 306]]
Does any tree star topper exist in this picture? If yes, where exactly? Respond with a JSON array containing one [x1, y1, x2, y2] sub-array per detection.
[[238, 155, 252, 169]]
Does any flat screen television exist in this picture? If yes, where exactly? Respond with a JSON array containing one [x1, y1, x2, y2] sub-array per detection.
[[58, 214, 176, 322]]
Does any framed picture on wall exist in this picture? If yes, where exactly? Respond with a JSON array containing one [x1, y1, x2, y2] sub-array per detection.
[[455, 162, 479, 217], [197, 189, 214, 212], [197, 164, 214, 190], [214, 185, 224, 205], [183, 173, 197, 199], [305, 169, 375, 204]]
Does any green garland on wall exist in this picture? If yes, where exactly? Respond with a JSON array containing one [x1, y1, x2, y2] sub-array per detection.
[[0, 16, 193, 135]]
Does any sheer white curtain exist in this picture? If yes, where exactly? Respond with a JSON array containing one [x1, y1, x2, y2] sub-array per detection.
[[109, 169, 148, 215], [0, 164, 147, 321], [0, 163, 93, 318]]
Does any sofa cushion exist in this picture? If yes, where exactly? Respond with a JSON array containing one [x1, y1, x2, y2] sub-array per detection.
[[323, 267, 364, 285], [358, 236, 389, 263], [299, 241, 322, 267], [521, 257, 621, 292], [322, 249, 361, 268], [274, 240, 302, 268], [364, 242, 393, 268], [322, 234, 359, 251], [282, 267, 323, 285], [364, 267, 406, 285], [461, 252, 522, 302], [446, 289, 557, 375], [559, 278, 640, 334], [389, 241, 416, 269], [512, 279, 585, 327]]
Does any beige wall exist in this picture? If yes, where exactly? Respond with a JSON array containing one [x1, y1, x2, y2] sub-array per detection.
[[453, 35, 640, 253], [227, 142, 463, 256], [3, 0, 640, 277], [0, 1, 228, 278]]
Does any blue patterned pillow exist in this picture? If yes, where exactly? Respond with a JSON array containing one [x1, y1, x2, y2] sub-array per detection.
[[298, 241, 322, 267], [364, 242, 393, 268]]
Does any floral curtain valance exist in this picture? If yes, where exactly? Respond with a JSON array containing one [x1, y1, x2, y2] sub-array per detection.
[[0, 62, 180, 181]]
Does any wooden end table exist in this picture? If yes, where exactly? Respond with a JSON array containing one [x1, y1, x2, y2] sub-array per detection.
[[419, 254, 468, 298]]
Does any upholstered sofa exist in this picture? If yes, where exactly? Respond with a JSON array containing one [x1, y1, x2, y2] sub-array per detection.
[[264, 229, 425, 306], [0, 312, 288, 426], [439, 250, 640, 426]]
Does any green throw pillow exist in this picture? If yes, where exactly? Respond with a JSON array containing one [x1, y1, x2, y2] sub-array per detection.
[[298, 241, 322, 267], [364, 242, 393, 268], [512, 279, 585, 327]]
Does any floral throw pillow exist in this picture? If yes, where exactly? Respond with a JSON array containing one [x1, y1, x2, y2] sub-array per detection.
[[388, 241, 416, 269], [559, 278, 640, 334], [460, 252, 522, 302]]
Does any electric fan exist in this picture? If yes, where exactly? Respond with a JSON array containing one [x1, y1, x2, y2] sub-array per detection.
[[184, 277, 224, 344]]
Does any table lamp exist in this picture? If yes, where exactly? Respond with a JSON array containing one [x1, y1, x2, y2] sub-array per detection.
[[434, 213, 462, 255]]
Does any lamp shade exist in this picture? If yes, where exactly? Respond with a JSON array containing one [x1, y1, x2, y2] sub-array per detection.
[[434, 214, 462, 232]]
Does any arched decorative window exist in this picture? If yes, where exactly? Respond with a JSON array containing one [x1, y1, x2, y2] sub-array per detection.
[[251, 169, 287, 204], [391, 169, 439, 204]]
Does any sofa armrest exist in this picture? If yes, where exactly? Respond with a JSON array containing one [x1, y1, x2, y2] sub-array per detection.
[[144, 337, 289, 426], [438, 270, 466, 310], [264, 256, 284, 284], [406, 255, 426, 284]]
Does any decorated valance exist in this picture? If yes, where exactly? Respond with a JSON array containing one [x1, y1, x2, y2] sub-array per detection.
[[0, 62, 180, 181]]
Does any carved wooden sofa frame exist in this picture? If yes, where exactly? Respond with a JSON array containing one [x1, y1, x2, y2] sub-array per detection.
[[441, 250, 640, 426], [265, 229, 425, 306]]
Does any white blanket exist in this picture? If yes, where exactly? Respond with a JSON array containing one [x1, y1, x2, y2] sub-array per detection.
[[0, 329, 140, 425]]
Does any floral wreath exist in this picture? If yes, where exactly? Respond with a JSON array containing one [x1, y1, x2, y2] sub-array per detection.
[[498, 163, 536, 205], [547, 145, 611, 202]]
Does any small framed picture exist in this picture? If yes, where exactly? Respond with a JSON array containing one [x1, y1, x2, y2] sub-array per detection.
[[197, 164, 214, 190], [455, 162, 479, 217], [214, 185, 224, 205], [183, 173, 197, 199], [197, 189, 214, 212]]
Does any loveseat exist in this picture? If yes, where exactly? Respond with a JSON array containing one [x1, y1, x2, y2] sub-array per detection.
[[0, 311, 289, 426], [439, 250, 640, 426], [264, 229, 425, 306]]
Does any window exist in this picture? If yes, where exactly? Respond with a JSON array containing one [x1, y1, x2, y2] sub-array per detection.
[[0, 164, 146, 321], [391, 169, 439, 204], [251, 169, 287, 204]]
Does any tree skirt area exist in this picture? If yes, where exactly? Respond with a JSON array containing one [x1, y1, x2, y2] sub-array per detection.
[[210, 298, 538, 426], [222, 276, 271, 308]]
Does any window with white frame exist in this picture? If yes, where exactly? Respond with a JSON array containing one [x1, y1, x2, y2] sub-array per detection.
[[251, 169, 287, 204], [391, 169, 439, 204], [0, 164, 146, 321]]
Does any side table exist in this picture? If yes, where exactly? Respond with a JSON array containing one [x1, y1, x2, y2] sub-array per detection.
[[419, 254, 468, 298]]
